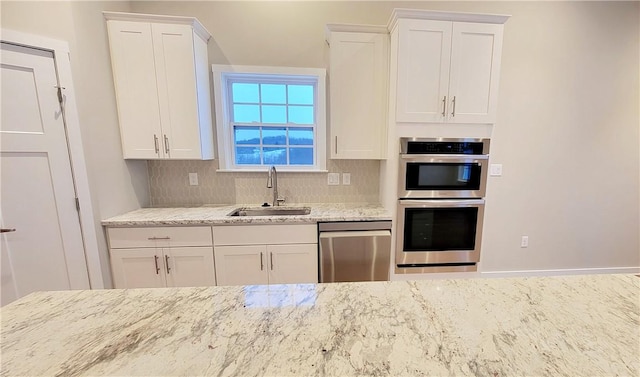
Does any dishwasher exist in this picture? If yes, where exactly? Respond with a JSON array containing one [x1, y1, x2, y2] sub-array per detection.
[[318, 221, 392, 283]]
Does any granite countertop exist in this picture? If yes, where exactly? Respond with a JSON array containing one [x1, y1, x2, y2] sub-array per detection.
[[1, 274, 638, 376], [101, 203, 391, 227]]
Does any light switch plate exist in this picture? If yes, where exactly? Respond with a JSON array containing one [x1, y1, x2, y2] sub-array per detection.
[[490, 164, 503, 177], [342, 173, 351, 185], [188, 173, 198, 186], [328, 173, 340, 185]]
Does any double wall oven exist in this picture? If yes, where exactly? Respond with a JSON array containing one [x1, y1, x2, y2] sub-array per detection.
[[396, 138, 489, 273]]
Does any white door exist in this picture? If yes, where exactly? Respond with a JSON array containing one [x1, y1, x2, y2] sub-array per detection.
[[214, 245, 268, 286], [151, 23, 201, 159], [106, 20, 163, 159], [395, 19, 452, 123], [110, 249, 165, 289], [0, 42, 89, 306], [267, 244, 318, 285], [164, 247, 216, 287], [448, 22, 503, 124]]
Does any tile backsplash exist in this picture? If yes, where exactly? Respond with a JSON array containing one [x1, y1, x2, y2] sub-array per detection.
[[148, 159, 380, 207]]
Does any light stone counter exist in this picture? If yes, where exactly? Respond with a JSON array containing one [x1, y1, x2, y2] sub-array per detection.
[[1, 274, 638, 376], [101, 203, 391, 227]]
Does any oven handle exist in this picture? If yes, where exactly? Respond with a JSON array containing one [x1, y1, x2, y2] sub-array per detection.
[[398, 199, 485, 208], [400, 154, 489, 161]]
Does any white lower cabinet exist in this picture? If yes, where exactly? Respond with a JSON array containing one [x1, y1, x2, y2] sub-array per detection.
[[213, 224, 318, 286], [107, 226, 215, 289]]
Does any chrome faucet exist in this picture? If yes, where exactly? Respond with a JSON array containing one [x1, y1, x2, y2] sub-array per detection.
[[266, 166, 285, 207]]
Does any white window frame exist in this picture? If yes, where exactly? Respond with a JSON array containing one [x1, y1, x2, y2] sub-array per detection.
[[212, 64, 326, 172]]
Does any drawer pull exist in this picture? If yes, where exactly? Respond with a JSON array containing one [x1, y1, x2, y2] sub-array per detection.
[[148, 236, 170, 240]]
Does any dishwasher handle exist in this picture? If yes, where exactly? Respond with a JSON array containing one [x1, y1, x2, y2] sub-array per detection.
[[319, 230, 390, 239]]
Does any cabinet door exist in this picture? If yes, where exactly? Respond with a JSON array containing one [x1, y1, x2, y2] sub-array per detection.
[[214, 245, 269, 286], [267, 244, 318, 285], [395, 19, 452, 123], [110, 249, 165, 289], [151, 23, 202, 159], [106, 20, 163, 159], [329, 32, 388, 159], [164, 247, 216, 287], [447, 22, 503, 124]]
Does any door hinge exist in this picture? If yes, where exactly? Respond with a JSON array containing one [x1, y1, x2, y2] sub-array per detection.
[[75, 197, 80, 212]]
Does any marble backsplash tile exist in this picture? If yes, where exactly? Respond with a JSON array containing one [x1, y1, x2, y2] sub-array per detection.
[[148, 159, 380, 206]]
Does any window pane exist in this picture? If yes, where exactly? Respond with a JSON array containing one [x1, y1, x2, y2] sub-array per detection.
[[232, 83, 259, 103], [290, 147, 313, 165], [262, 105, 286, 124], [289, 127, 313, 145], [233, 105, 260, 123], [263, 127, 286, 145], [288, 106, 314, 124], [264, 147, 287, 165], [234, 126, 260, 145], [288, 85, 314, 105], [236, 147, 261, 165], [261, 84, 286, 104]]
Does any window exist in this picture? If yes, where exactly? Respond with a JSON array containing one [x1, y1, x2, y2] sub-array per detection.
[[212, 65, 326, 171]]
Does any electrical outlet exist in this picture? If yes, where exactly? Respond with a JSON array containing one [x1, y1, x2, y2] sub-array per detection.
[[328, 173, 340, 185], [490, 164, 503, 177], [521, 236, 529, 248], [342, 173, 351, 185], [188, 173, 198, 186]]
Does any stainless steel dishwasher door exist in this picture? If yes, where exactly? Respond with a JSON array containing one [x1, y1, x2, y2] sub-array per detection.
[[318, 222, 392, 283]]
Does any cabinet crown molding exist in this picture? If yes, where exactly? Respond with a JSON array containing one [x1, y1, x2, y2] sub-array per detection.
[[324, 23, 388, 43], [387, 9, 510, 31], [103, 11, 211, 41]]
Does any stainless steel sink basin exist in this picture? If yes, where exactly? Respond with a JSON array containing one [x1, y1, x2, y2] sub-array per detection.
[[228, 206, 311, 217]]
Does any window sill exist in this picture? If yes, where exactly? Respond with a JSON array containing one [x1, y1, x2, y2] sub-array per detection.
[[216, 169, 329, 173]]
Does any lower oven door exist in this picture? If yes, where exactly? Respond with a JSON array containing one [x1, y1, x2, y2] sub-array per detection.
[[396, 199, 485, 265]]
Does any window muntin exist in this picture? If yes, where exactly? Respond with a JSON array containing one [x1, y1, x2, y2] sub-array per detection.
[[212, 65, 326, 171]]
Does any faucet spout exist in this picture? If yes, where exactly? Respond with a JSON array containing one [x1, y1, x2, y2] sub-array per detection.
[[266, 166, 280, 206]]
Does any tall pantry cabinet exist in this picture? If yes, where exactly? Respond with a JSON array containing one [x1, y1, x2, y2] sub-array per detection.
[[389, 10, 509, 125], [104, 12, 214, 159]]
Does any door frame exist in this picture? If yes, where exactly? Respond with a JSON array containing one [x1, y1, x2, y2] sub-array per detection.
[[1, 29, 105, 289]]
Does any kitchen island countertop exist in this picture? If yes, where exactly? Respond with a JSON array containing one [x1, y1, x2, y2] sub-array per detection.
[[1, 274, 638, 376], [101, 202, 391, 227]]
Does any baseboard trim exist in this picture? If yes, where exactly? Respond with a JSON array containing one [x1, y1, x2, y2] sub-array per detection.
[[480, 266, 640, 278]]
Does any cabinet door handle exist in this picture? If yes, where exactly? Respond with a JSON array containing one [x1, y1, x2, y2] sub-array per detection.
[[165, 255, 170, 274], [270, 252, 274, 271], [335, 136, 338, 155], [164, 134, 170, 154], [260, 252, 264, 271], [148, 236, 170, 240], [451, 96, 456, 117], [0, 228, 16, 233], [154, 134, 159, 154], [154, 255, 160, 274], [441, 96, 447, 116]]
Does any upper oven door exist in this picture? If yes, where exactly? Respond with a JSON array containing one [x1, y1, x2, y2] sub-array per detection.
[[399, 154, 488, 198]]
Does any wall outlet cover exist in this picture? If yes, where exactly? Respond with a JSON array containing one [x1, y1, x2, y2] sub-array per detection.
[[328, 173, 340, 185], [490, 164, 503, 177], [342, 173, 351, 185], [188, 172, 198, 186]]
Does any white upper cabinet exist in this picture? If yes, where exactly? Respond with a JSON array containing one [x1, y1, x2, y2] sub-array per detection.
[[105, 12, 214, 160], [326, 25, 389, 159], [390, 10, 509, 125]]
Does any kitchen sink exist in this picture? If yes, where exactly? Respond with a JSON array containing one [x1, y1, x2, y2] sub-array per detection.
[[228, 206, 311, 217]]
